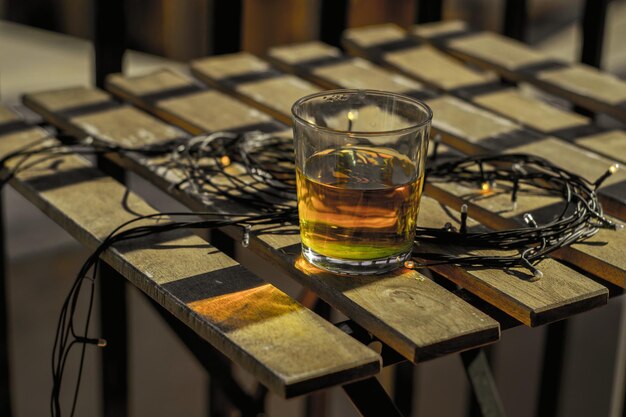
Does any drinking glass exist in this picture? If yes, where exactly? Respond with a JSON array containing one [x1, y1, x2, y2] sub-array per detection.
[[292, 89, 432, 275]]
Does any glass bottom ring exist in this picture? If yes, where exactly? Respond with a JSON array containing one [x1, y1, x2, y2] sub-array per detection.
[[302, 244, 412, 275]]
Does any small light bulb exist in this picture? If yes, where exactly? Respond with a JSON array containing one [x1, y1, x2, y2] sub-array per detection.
[[220, 155, 231, 166], [404, 260, 415, 269], [347, 110, 357, 121], [523, 213, 538, 228], [241, 224, 251, 248], [594, 163, 620, 188], [481, 181, 491, 192]]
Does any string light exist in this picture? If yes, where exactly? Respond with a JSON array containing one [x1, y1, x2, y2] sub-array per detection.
[[510, 163, 524, 211], [523, 213, 538, 228], [594, 163, 620, 188], [460, 204, 468, 234], [347, 110, 357, 131], [242, 224, 251, 247]]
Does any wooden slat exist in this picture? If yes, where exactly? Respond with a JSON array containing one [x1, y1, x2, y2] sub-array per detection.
[[0, 106, 382, 398], [574, 130, 626, 162], [341, 24, 625, 165], [263, 44, 626, 288], [411, 20, 626, 123], [191, 52, 319, 125], [342, 24, 495, 92], [24, 84, 500, 363], [115, 67, 610, 326]]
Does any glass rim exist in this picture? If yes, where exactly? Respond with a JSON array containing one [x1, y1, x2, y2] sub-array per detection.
[[291, 88, 433, 137]]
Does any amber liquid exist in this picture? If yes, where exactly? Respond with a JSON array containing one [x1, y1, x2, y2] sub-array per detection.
[[297, 146, 424, 261]]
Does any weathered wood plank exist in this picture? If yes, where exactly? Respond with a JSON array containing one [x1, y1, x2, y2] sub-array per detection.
[[411, 20, 626, 123], [192, 52, 319, 125], [112, 68, 610, 325], [341, 24, 625, 165], [342, 24, 494, 92], [24, 84, 501, 362], [575, 130, 626, 162], [0, 107, 382, 397], [262, 46, 626, 288]]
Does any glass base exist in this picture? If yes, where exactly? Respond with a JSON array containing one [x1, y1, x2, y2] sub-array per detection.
[[302, 244, 411, 275]]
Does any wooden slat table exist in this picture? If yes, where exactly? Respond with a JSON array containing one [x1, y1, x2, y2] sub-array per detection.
[[22, 87, 502, 365], [0, 106, 382, 398], [3, 19, 625, 417], [112, 67, 609, 327]]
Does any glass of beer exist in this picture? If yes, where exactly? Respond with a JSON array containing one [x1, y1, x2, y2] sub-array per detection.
[[292, 89, 432, 275]]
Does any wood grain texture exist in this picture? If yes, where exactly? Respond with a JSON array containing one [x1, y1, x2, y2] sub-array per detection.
[[342, 24, 624, 164], [472, 89, 588, 133], [411, 20, 626, 123], [183, 56, 612, 323], [265, 43, 626, 288], [343, 24, 493, 91], [574, 130, 626, 163], [0, 107, 382, 397], [25, 84, 501, 362], [191, 52, 319, 126], [106, 70, 280, 134], [268, 41, 429, 94]]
